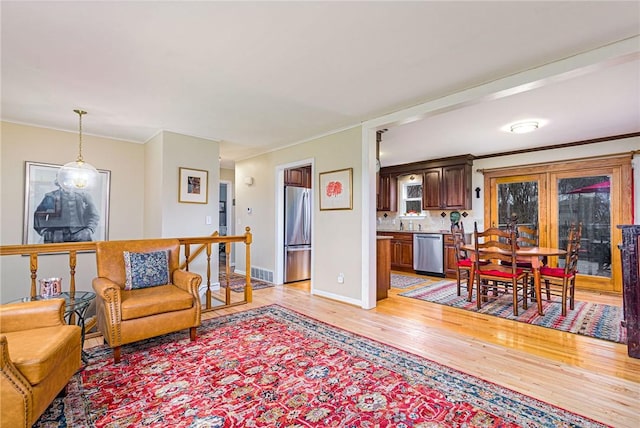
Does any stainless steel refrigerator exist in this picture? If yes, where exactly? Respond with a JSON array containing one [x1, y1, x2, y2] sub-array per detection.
[[284, 186, 311, 282]]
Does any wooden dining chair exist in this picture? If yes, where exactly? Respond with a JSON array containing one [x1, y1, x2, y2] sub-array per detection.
[[451, 224, 472, 297], [516, 224, 539, 248], [514, 224, 542, 298], [503, 224, 540, 270], [539, 223, 583, 316], [472, 222, 529, 316]]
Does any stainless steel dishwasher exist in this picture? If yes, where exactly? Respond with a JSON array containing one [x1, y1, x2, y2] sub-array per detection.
[[413, 233, 444, 276]]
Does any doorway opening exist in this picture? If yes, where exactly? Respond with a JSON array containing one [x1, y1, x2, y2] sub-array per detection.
[[219, 181, 233, 270], [283, 165, 312, 284]]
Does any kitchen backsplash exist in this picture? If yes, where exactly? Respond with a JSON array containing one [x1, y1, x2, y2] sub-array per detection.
[[377, 210, 475, 232]]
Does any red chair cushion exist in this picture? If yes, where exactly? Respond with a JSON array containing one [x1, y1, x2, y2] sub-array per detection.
[[457, 259, 473, 267], [540, 266, 575, 278]]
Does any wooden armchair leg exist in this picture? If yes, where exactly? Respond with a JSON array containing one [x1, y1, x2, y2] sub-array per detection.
[[190, 327, 197, 341], [113, 346, 121, 364]]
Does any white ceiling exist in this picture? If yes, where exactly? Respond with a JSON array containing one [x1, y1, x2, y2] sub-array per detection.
[[2, 2, 639, 169]]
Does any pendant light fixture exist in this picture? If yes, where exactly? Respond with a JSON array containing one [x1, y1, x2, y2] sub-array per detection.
[[57, 109, 99, 191]]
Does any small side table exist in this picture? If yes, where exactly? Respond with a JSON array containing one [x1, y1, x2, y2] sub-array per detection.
[[13, 291, 96, 362]]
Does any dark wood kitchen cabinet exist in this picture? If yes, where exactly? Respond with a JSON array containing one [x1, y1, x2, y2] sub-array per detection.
[[443, 233, 457, 278], [443, 232, 471, 278], [422, 163, 471, 210], [377, 173, 397, 212], [378, 232, 413, 272], [285, 166, 311, 188], [380, 155, 473, 212]]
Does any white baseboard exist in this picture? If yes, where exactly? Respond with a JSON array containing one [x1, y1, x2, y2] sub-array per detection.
[[311, 289, 362, 308]]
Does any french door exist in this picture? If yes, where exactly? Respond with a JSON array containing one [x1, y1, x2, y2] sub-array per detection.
[[488, 174, 547, 244], [485, 155, 632, 293]]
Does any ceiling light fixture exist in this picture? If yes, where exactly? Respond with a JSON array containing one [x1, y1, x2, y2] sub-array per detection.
[[509, 121, 539, 134], [57, 109, 99, 191]]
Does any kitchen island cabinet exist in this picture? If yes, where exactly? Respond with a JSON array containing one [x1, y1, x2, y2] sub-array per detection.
[[377, 232, 413, 272], [376, 236, 392, 300]]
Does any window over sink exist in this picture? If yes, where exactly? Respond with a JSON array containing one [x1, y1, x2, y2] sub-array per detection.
[[400, 175, 425, 218]]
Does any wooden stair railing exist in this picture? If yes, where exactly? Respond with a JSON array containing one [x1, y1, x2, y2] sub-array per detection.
[[179, 227, 253, 308], [1, 227, 253, 311]]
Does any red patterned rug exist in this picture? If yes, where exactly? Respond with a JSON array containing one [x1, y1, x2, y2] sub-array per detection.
[[36, 305, 609, 427], [400, 280, 626, 344]]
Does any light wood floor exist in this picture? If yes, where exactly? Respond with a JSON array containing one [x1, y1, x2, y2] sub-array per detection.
[[85, 272, 640, 427]]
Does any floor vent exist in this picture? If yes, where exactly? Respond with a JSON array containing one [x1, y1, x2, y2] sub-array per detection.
[[251, 267, 274, 283]]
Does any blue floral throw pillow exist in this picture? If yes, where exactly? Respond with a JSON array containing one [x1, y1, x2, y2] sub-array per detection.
[[123, 250, 170, 290]]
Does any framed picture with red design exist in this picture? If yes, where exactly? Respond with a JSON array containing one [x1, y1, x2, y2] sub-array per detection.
[[319, 168, 352, 211]]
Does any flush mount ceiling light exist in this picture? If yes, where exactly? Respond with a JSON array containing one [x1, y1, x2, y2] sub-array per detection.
[[509, 121, 539, 134], [57, 109, 99, 191]]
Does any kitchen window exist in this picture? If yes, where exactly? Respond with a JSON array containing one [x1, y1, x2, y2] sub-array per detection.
[[400, 175, 425, 218]]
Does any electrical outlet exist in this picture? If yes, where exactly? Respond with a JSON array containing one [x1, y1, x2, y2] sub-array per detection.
[[337, 273, 344, 284]]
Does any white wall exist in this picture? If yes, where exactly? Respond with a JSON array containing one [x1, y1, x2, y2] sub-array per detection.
[[0, 121, 145, 303], [0, 123, 221, 303], [144, 132, 164, 237], [235, 126, 364, 304], [159, 131, 219, 239]]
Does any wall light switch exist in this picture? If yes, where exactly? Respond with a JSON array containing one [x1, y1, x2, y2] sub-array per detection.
[[205, 216, 212, 225]]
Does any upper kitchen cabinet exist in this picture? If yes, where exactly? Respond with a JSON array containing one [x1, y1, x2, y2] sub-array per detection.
[[381, 155, 474, 211], [422, 163, 472, 210], [285, 166, 312, 188], [377, 173, 397, 212]]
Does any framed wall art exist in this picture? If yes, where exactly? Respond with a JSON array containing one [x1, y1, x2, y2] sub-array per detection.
[[179, 167, 209, 204], [319, 167, 353, 210], [23, 161, 111, 244]]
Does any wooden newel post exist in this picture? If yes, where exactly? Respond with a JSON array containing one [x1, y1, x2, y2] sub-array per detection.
[[245, 227, 252, 303]]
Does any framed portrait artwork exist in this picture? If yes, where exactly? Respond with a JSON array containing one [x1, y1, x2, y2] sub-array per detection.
[[23, 161, 111, 244], [179, 167, 209, 204], [319, 168, 353, 210]]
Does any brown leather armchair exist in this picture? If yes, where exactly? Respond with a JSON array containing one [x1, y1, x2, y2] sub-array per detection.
[[1, 299, 82, 428], [93, 239, 202, 363]]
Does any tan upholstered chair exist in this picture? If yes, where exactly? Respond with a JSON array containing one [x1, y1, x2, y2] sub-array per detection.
[[92, 239, 202, 363], [1, 299, 82, 428]]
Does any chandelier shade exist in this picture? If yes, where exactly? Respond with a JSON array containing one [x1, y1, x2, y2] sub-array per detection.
[[57, 109, 99, 191]]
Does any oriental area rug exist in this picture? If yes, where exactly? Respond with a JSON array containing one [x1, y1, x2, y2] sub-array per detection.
[[36, 305, 609, 427], [219, 271, 273, 292], [400, 280, 626, 344]]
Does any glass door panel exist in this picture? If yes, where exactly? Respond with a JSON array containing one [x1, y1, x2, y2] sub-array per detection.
[[556, 175, 611, 278], [497, 181, 539, 229], [489, 174, 546, 244]]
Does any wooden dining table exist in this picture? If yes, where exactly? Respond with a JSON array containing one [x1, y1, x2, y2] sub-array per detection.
[[462, 244, 567, 315]]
